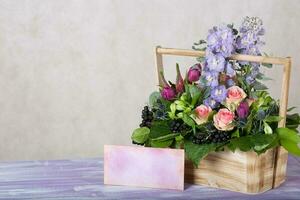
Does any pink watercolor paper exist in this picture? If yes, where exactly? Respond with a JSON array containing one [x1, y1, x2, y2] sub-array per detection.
[[104, 145, 185, 190]]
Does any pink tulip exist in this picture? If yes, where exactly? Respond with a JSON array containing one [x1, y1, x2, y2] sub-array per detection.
[[176, 64, 184, 93], [188, 63, 202, 82]]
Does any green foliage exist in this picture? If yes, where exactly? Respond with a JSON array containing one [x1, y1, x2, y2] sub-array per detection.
[[286, 113, 300, 130], [149, 91, 161, 107], [131, 127, 150, 144], [274, 128, 300, 156], [227, 134, 278, 154], [253, 81, 268, 90], [184, 140, 219, 167], [149, 120, 171, 139], [150, 140, 173, 148]]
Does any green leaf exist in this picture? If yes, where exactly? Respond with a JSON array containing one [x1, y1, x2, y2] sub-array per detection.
[[280, 139, 300, 156], [263, 122, 273, 134], [149, 120, 171, 139], [196, 57, 205, 63], [182, 113, 195, 128], [256, 73, 273, 81], [262, 63, 273, 68], [231, 129, 240, 138], [227, 136, 252, 152], [150, 133, 180, 142], [150, 139, 173, 148], [276, 128, 300, 143], [189, 85, 201, 106], [170, 103, 176, 113], [287, 107, 297, 112], [149, 91, 161, 107], [131, 127, 150, 143], [253, 81, 268, 90], [227, 134, 278, 153], [252, 134, 277, 152], [184, 140, 217, 167], [264, 116, 282, 122]]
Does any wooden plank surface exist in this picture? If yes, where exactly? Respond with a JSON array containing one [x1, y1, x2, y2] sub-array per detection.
[[0, 156, 299, 199]]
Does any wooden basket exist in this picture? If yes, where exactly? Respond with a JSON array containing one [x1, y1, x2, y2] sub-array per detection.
[[154, 46, 291, 194]]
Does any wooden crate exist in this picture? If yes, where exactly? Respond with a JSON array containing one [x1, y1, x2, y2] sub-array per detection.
[[185, 149, 288, 194], [154, 46, 291, 193]]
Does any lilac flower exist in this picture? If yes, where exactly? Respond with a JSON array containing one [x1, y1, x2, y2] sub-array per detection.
[[226, 79, 235, 87], [236, 32, 257, 49], [207, 31, 220, 50], [237, 101, 250, 119], [207, 25, 235, 57], [204, 97, 219, 109], [211, 85, 227, 103], [225, 62, 235, 77], [240, 44, 261, 56], [240, 16, 264, 35], [245, 75, 255, 84], [206, 54, 225, 72], [204, 71, 219, 88]]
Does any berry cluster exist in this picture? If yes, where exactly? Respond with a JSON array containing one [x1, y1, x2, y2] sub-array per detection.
[[210, 132, 231, 143], [170, 120, 188, 133], [192, 133, 209, 144], [140, 106, 153, 128], [192, 132, 231, 144]]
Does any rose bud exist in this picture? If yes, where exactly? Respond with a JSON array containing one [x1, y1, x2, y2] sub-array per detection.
[[237, 101, 249, 119], [194, 105, 212, 125], [188, 63, 202, 82], [176, 63, 184, 93], [213, 108, 235, 131], [161, 87, 176, 101]]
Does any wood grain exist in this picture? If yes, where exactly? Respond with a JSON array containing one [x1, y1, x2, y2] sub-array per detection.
[[0, 157, 300, 199], [185, 149, 276, 194]]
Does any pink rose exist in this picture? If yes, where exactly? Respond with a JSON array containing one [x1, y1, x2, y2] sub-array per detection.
[[194, 105, 212, 125], [225, 86, 247, 110], [213, 108, 235, 131]]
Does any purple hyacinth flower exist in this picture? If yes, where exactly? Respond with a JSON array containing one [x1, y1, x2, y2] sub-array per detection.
[[204, 97, 219, 109], [226, 79, 235, 87], [245, 75, 255, 84], [211, 85, 227, 103], [207, 32, 220, 50], [204, 71, 219, 88], [206, 54, 225, 72], [237, 101, 250, 119], [225, 62, 235, 77], [206, 25, 235, 58]]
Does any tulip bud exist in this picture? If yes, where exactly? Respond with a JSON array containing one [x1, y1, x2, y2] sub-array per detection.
[[161, 87, 176, 101], [188, 63, 202, 82], [159, 71, 170, 88], [237, 101, 249, 119], [176, 63, 184, 93]]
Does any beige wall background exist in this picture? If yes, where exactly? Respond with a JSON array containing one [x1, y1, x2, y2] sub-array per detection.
[[0, 0, 299, 160]]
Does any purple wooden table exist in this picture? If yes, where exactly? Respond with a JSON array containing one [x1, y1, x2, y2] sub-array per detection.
[[0, 156, 299, 200]]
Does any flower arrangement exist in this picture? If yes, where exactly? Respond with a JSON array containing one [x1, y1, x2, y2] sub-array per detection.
[[131, 17, 300, 166]]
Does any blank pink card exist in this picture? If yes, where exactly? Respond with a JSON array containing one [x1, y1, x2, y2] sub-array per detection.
[[104, 145, 185, 190]]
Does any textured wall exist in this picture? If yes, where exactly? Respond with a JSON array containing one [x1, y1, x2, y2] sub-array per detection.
[[0, 0, 299, 160]]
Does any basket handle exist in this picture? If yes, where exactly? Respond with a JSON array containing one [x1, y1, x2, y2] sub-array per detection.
[[154, 46, 292, 188]]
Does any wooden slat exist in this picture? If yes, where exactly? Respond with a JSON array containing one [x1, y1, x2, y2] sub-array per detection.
[[185, 149, 275, 194], [154, 46, 164, 86], [272, 58, 291, 188], [156, 47, 289, 65]]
